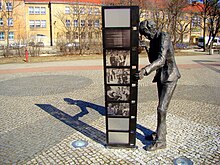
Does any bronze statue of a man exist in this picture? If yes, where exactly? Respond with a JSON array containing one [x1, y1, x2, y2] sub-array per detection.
[[136, 20, 181, 151]]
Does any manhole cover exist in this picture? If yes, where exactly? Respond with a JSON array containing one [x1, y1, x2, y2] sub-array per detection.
[[173, 157, 193, 165], [71, 140, 88, 148]]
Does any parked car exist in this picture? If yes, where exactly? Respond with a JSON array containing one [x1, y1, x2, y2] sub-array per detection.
[[28, 42, 35, 46], [10, 43, 26, 49], [60, 42, 80, 51], [198, 36, 220, 48], [0, 44, 4, 50], [65, 42, 80, 47], [36, 42, 44, 47]]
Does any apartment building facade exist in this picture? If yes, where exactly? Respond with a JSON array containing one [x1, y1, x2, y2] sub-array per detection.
[[0, 0, 26, 46], [25, 0, 102, 46]]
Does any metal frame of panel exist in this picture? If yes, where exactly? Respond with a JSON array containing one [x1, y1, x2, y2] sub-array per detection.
[[102, 6, 139, 147]]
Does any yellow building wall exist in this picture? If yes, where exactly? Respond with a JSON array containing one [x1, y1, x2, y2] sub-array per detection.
[[25, 3, 51, 46], [51, 2, 102, 46], [23, 2, 102, 46], [0, 0, 26, 45]]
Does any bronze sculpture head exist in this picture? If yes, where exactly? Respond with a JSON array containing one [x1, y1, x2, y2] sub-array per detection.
[[139, 20, 157, 40]]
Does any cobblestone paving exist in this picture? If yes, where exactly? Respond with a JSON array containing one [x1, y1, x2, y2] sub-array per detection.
[[0, 55, 219, 164]]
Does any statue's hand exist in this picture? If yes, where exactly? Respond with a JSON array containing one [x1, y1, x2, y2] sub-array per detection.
[[134, 69, 145, 80], [139, 68, 145, 80]]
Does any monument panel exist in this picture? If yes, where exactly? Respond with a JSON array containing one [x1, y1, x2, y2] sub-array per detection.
[[102, 6, 139, 147]]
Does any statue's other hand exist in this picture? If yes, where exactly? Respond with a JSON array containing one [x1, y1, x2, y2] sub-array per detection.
[[134, 69, 145, 80]]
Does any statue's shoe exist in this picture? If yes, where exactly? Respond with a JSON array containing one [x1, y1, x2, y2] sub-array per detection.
[[145, 141, 166, 151]]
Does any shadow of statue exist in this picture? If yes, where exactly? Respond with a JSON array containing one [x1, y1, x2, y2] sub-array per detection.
[[136, 124, 154, 147], [36, 98, 154, 148], [35, 102, 106, 146], [64, 98, 105, 116]]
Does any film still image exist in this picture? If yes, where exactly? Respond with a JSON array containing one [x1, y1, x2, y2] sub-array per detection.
[[107, 103, 130, 116], [106, 68, 130, 84], [106, 50, 130, 66], [107, 86, 130, 101], [105, 29, 130, 48]]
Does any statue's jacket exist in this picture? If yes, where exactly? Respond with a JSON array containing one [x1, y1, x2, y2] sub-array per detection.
[[146, 32, 181, 83]]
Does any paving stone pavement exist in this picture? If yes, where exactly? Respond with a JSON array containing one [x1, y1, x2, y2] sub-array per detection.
[[0, 54, 219, 164]]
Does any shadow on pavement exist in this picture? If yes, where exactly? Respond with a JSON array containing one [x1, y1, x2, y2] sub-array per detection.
[[36, 98, 153, 148], [193, 60, 220, 73], [64, 98, 105, 116], [35, 101, 106, 146], [136, 124, 154, 147]]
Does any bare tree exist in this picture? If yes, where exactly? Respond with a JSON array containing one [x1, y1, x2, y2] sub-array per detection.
[[176, 15, 191, 44], [166, 0, 189, 47], [195, 0, 220, 51], [54, 3, 102, 55], [205, 0, 220, 49]]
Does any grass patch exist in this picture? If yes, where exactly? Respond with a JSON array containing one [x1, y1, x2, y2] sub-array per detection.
[[0, 50, 207, 65], [0, 54, 103, 64]]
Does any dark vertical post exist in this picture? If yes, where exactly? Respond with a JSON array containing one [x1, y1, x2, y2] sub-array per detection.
[[49, 1, 53, 46]]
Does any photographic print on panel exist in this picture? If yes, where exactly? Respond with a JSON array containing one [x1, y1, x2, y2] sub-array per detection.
[[106, 86, 130, 101], [106, 50, 130, 66], [108, 132, 129, 144], [106, 68, 130, 85], [107, 103, 130, 117], [108, 118, 129, 130], [105, 29, 130, 48], [104, 8, 130, 28]]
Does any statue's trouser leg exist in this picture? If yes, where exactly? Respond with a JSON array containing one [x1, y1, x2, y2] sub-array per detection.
[[156, 81, 177, 143]]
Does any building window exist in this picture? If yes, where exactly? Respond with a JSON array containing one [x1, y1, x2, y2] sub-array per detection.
[[0, 2, 2, 10], [29, 20, 35, 28], [8, 32, 14, 40], [94, 8, 100, 15], [0, 18, 3, 26], [80, 7, 85, 14], [41, 7, 46, 14], [0, 32, 4, 40], [88, 32, 92, 38], [65, 6, 70, 14], [35, 20, 41, 28], [6, 2, 12, 11], [88, 8, 92, 15], [81, 32, 86, 39], [74, 32, 78, 39], [35, 7, 40, 14], [66, 20, 71, 27], [88, 20, 92, 27], [41, 20, 46, 28], [73, 7, 78, 14], [29, 7, 34, 14], [8, 18, 13, 26], [73, 20, 78, 27], [81, 20, 85, 27], [94, 20, 99, 28], [192, 16, 201, 27]]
